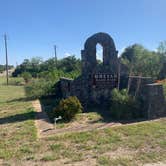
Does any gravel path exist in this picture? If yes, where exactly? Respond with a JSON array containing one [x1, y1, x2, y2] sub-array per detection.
[[32, 100, 54, 138]]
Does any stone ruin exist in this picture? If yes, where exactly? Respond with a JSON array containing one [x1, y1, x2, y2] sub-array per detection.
[[60, 32, 166, 119]]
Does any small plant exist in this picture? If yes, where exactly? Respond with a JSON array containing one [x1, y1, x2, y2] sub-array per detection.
[[54, 96, 83, 121], [110, 88, 141, 120], [97, 156, 111, 165]]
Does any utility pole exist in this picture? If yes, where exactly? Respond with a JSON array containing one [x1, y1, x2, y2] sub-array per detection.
[[54, 45, 57, 67], [117, 61, 121, 90], [4, 34, 9, 85]]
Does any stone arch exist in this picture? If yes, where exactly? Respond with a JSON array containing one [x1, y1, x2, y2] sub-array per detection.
[[81, 32, 118, 74]]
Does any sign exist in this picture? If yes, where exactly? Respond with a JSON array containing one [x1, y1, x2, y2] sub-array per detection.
[[92, 73, 118, 88]]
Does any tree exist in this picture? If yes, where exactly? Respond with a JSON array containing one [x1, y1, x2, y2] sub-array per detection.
[[31, 56, 43, 65], [157, 41, 166, 55], [120, 44, 163, 78], [157, 41, 166, 79], [12, 57, 43, 77], [121, 44, 145, 63], [57, 55, 81, 72]]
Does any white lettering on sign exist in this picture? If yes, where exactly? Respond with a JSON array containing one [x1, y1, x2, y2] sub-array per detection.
[[93, 73, 118, 87]]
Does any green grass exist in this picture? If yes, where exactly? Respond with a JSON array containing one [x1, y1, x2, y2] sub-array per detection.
[[0, 77, 166, 165], [0, 76, 24, 86], [0, 82, 37, 161]]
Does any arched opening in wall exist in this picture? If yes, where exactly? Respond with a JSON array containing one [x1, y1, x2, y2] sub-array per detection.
[[96, 43, 103, 64]]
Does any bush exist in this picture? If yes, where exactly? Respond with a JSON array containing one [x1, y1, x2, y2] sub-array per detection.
[[110, 89, 141, 120], [25, 78, 56, 99], [1, 77, 24, 86], [8, 77, 24, 86], [54, 96, 83, 121], [21, 72, 32, 83]]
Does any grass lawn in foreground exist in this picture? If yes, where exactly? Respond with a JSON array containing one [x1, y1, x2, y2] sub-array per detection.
[[0, 77, 166, 165]]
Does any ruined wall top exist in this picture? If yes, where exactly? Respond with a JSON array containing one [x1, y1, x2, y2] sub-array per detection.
[[84, 32, 116, 51], [81, 32, 118, 75]]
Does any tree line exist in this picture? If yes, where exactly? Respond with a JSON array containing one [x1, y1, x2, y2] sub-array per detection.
[[13, 42, 166, 79], [120, 43, 166, 79], [0, 65, 14, 73], [12, 56, 81, 78]]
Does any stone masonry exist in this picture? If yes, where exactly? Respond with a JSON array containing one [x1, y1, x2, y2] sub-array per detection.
[[60, 32, 166, 119]]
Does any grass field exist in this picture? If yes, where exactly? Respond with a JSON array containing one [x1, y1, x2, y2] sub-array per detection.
[[0, 77, 166, 165]]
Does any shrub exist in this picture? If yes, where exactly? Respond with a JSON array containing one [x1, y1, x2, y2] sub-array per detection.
[[1, 77, 24, 86], [54, 96, 83, 121], [21, 72, 32, 83], [25, 78, 56, 99], [110, 89, 141, 120], [8, 77, 24, 86]]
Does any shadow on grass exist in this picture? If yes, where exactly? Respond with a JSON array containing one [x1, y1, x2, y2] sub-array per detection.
[[39, 96, 59, 123], [0, 108, 52, 125], [0, 108, 34, 125], [7, 97, 34, 103], [86, 104, 146, 124]]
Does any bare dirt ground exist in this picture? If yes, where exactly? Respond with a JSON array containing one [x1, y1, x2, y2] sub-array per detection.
[[32, 100, 54, 138]]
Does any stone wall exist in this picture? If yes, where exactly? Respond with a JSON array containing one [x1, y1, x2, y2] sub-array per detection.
[[142, 83, 166, 119], [59, 32, 166, 119], [128, 76, 154, 96], [60, 77, 73, 98]]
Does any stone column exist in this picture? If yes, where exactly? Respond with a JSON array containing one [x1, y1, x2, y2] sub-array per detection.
[[144, 83, 166, 119]]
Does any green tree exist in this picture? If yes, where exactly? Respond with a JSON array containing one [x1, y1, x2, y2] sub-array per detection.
[[157, 41, 166, 55], [157, 41, 166, 79], [57, 56, 81, 72], [120, 44, 163, 78]]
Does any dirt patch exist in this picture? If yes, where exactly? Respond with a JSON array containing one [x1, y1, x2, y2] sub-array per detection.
[[32, 100, 54, 138], [103, 147, 136, 159], [143, 162, 166, 166]]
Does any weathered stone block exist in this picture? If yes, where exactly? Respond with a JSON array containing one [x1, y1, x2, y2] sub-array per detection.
[[143, 83, 166, 119]]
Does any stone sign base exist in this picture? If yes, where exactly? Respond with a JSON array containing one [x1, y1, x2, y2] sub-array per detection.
[[59, 32, 166, 120]]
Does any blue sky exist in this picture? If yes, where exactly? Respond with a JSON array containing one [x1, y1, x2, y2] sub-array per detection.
[[0, 0, 165, 65]]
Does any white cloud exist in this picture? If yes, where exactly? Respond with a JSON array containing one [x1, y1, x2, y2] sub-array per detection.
[[64, 52, 71, 57]]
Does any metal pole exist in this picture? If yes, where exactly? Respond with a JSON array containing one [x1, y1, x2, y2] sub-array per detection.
[[117, 62, 121, 90], [54, 45, 57, 67], [4, 34, 9, 85]]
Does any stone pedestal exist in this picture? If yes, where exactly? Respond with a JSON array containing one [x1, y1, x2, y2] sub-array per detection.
[[144, 83, 166, 119]]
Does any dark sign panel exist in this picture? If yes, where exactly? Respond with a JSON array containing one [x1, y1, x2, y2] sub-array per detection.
[[93, 74, 118, 88]]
